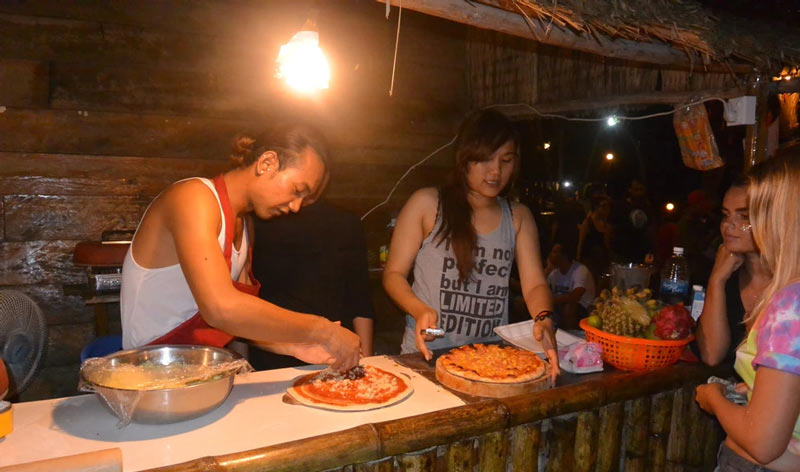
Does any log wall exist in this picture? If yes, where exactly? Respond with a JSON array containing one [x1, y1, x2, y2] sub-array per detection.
[[1, 0, 742, 402], [0, 0, 465, 401]]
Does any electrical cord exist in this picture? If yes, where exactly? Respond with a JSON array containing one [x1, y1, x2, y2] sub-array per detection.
[[360, 97, 730, 220]]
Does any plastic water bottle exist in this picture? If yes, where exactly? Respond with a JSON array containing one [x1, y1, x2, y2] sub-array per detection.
[[690, 285, 705, 321], [660, 247, 690, 305]]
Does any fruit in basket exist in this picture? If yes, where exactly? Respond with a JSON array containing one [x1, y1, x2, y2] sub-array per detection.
[[590, 287, 653, 336], [586, 315, 602, 329], [652, 303, 694, 340]]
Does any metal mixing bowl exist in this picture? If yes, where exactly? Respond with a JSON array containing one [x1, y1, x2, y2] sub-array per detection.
[[81, 345, 238, 424]]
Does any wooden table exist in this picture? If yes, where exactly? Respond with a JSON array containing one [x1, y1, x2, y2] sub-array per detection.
[[145, 354, 732, 472]]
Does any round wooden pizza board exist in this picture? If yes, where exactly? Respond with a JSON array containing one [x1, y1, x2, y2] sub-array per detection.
[[435, 357, 553, 398]]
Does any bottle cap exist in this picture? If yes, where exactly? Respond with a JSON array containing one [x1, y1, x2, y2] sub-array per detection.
[[673, 247, 684, 255], [692, 285, 703, 291]]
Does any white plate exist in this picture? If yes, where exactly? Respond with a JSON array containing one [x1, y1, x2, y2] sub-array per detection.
[[494, 321, 584, 355]]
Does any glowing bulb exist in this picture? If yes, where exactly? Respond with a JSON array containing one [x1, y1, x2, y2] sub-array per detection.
[[606, 116, 619, 127], [785, 75, 792, 81], [605, 152, 614, 161], [665, 202, 675, 211], [275, 29, 330, 93], [543, 142, 551, 150], [563, 180, 572, 188]]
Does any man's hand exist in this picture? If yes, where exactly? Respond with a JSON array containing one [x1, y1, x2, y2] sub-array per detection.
[[533, 319, 560, 381], [323, 322, 362, 371], [280, 343, 335, 365], [414, 308, 439, 361]]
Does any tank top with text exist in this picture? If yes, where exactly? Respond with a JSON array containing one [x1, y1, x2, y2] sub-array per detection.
[[400, 198, 516, 353]]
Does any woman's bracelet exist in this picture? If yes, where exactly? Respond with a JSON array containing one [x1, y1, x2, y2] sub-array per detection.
[[534, 310, 554, 323]]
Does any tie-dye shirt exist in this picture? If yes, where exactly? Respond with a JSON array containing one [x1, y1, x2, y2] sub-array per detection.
[[734, 281, 800, 456]]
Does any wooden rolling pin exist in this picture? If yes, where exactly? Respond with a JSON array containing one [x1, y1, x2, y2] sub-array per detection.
[[0, 448, 122, 472]]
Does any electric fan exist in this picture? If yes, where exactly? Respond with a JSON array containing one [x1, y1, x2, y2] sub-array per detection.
[[0, 290, 47, 399]]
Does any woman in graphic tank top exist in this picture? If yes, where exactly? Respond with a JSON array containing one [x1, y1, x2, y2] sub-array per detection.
[[383, 109, 559, 379]]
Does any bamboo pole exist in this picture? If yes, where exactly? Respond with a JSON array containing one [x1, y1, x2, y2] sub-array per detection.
[[623, 397, 650, 472], [703, 419, 723, 470], [666, 387, 692, 466], [745, 79, 771, 171], [594, 402, 624, 472], [354, 457, 393, 472], [573, 411, 599, 472], [376, 0, 751, 72], [508, 422, 541, 471], [375, 402, 507, 457], [478, 430, 509, 472], [496, 87, 747, 118], [445, 439, 474, 472], [145, 424, 378, 472], [546, 416, 577, 472], [647, 391, 673, 472], [396, 447, 436, 472], [685, 388, 706, 467]]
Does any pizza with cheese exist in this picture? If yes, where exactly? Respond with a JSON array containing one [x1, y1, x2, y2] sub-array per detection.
[[437, 344, 546, 383], [286, 365, 413, 411]]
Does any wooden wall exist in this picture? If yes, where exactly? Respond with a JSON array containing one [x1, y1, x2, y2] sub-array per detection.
[[0, 0, 745, 401], [0, 0, 466, 401], [466, 29, 743, 110]]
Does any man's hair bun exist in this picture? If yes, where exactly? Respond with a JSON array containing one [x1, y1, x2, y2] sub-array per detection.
[[229, 134, 256, 167]]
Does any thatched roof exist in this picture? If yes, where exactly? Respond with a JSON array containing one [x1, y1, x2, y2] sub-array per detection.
[[482, 0, 800, 72]]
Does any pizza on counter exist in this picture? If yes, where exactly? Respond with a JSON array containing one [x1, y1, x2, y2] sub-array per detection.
[[437, 344, 546, 384], [286, 365, 413, 411]]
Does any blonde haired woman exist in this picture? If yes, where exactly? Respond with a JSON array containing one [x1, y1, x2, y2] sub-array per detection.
[[695, 153, 800, 471]]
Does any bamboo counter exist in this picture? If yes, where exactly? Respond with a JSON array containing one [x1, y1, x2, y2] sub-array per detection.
[[146, 354, 732, 472]]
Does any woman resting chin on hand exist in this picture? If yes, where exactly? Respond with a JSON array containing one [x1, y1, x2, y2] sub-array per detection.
[[695, 153, 800, 472]]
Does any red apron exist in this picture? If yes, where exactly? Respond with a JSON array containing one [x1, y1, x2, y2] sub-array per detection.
[[148, 175, 261, 347]]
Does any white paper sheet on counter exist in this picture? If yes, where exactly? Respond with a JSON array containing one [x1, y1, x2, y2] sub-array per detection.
[[495, 320, 584, 354], [0, 356, 464, 472]]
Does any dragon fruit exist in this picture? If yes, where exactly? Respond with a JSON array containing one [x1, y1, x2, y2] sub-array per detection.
[[652, 303, 695, 340]]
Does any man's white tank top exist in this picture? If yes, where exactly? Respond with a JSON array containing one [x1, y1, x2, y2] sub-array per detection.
[[121, 178, 248, 348]]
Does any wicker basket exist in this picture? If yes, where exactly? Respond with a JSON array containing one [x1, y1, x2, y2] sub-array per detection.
[[579, 319, 694, 371]]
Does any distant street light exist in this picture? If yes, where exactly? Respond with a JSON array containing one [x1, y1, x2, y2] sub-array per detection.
[[605, 152, 615, 161], [665, 202, 675, 211], [563, 180, 572, 188]]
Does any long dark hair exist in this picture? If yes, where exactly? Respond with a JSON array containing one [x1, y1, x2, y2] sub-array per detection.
[[434, 109, 519, 282]]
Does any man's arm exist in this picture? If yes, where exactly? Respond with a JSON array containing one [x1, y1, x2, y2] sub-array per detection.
[[164, 182, 360, 370], [552, 287, 586, 305]]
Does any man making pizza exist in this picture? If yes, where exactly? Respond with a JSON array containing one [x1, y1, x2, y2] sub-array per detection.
[[120, 123, 361, 371], [383, 109, 559, 380]]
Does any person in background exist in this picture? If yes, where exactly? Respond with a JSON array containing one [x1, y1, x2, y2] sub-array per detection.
[[577, 194, 612, 289], [248, 199, 375, 370], [611, 179, 655, 264], [550, 188, 585, 263], [695, 153, 800, 471], [120, 124, 360, 371], [382, 109, 559, 378], [696, 177, 770, 366], [544, 243, 595, 330], [677, 189, 718, 285]]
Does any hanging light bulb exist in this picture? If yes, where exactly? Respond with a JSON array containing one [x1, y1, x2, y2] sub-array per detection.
[[606, 116, 619, 127], [275, 19, 330, 93]]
